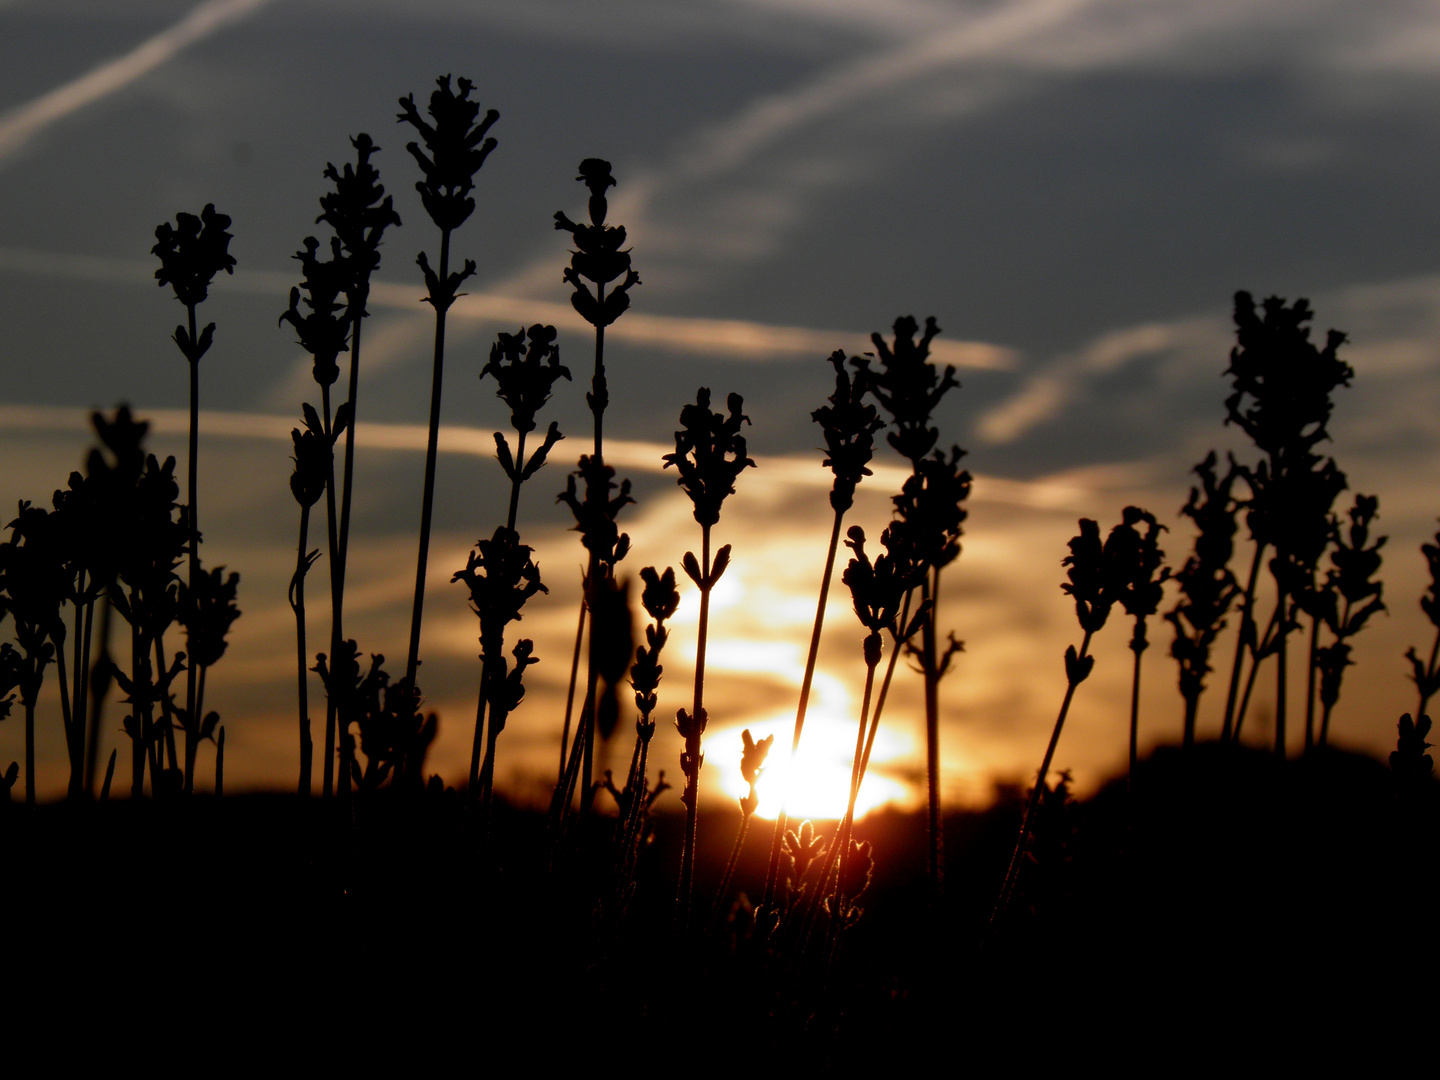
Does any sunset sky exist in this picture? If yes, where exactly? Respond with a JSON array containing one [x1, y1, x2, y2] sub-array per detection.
[[5, 0, 1440, 814]]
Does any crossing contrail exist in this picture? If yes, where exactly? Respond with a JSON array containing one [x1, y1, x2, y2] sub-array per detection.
[[0, 0, 273, 166]]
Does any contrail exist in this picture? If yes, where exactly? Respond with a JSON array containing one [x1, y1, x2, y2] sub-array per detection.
[[0, 0, 273, 166]]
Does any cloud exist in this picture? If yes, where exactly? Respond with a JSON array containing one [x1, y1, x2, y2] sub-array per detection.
[[976, 315, 1225, 445], [0, 0, 274, 167], [0, 245, 1016, 372]]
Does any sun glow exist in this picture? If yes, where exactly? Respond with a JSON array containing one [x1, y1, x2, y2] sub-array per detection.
[[710, 711, 914, 822]]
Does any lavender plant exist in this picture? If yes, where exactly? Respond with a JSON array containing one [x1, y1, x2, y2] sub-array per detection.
[[153, 203, 237, 778], [761, 350, 883, 916], [554, 158, 641, 807], [664, 387, 756, 930], [1220, 292, 1352, 752], [1166, 453, 1240, 746], [857, 315, 966, 898], [397, 75, 498, 689]]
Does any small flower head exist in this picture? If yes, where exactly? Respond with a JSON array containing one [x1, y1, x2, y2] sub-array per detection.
[[153, 203, 235, 308], [857, 315, 956, 463], [554, 158, 641, 328], [481, 324, 570, 435], [891, 445, 971, 572], [178, 566, 241, 669], [397, 75, 499, 232], [812, 350, 882, 513], [639, 565, 680, 624], [663, 388, 756, 527], [289, 403, 332, 509], [317, 132, 402, 299], [557, 455, 633, 567], [279, 236, 351, 388], [451, 526, 547, 658]]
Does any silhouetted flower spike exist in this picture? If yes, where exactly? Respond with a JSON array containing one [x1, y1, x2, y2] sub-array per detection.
[[153, 203, 236, 309], [1062, 518, 1115, 635], [842, 525, 924, 645], [178, 566, 241, 669], [577, 158, 616, 225], [639, 565, 680, 624], [812, 350, 883, 512], [1111, 507, 1169, 621], [279, 236, 352, 387], [1391, 713, 1435, 781], [482, 324, 571, 435], [663, 388, 757, 527], [317, 132, 402, 304], [397, 75, 498, 232], [555, 158, 641, 328], [289, 404, 333, 509], [1328, 494, 1385, 623], [451, 527, 548, 660], [891, 445, 971, 572], [861, 315, 955, 463], [1225, 292, 1353, 463], [1167, 453, 1241, 704], [558, 455, 633, 566], [89, 406, 148, 489], [740, 729, 774, 786]]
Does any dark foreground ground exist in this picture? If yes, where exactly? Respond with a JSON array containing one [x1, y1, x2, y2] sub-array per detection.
[[4, 743, 1436, 1066]]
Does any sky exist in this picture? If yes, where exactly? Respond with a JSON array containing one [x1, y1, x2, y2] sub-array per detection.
[[4, 0, 1440, 814]]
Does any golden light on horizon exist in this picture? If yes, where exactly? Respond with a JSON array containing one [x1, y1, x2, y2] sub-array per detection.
[[710, 711, 915, 822]]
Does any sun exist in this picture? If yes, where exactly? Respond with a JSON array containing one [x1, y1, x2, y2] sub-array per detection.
[[709, 710, 914, 822]]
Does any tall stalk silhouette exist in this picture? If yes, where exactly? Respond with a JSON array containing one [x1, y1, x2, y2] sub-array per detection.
[[859, 315, 965, 900], [1109, 508, 1168, 781], [397, 75, 498, 689], [152, 203, 235, 787], [279, 235, 353, 797], [554, 159, 641, 808], [761, 350, 882, 916], [993, 514, 1136, 928], [665, 388, 755, 932], [1219, 293, 1352, 752], [1406, 524, 1440, 720], [287, 406, 332, 793], [1167, 453, 1239, 747]]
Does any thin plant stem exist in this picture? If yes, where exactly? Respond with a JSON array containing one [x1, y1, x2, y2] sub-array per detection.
[[1222, 544, 1266, 742], [992, 627, 1095, 930], [1304, 613, 1321, 752], [1233, 606, 1280, 742], [291, 506, 314, 794], [24, 695, 35, 808], [921, 566, 942, 901], [711, 809, 753, 930], [84, 594, 113, 796], [762, 507, 844, 913], [558, 601, 586, 781], [1274, 583, 1289, 756], [676, 524, 712, 933], [1418, 629, 1440, 719], [469, 655, 491, 794], [321, 382, 343, 798], [185, 301, 201, 790], [406, 226, 453, 689], [1128, 642, 1143, 783]]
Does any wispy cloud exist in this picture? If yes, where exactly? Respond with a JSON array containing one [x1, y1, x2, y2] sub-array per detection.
[[0, 0, 274, 167], [0, 246, 1015, 371]]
